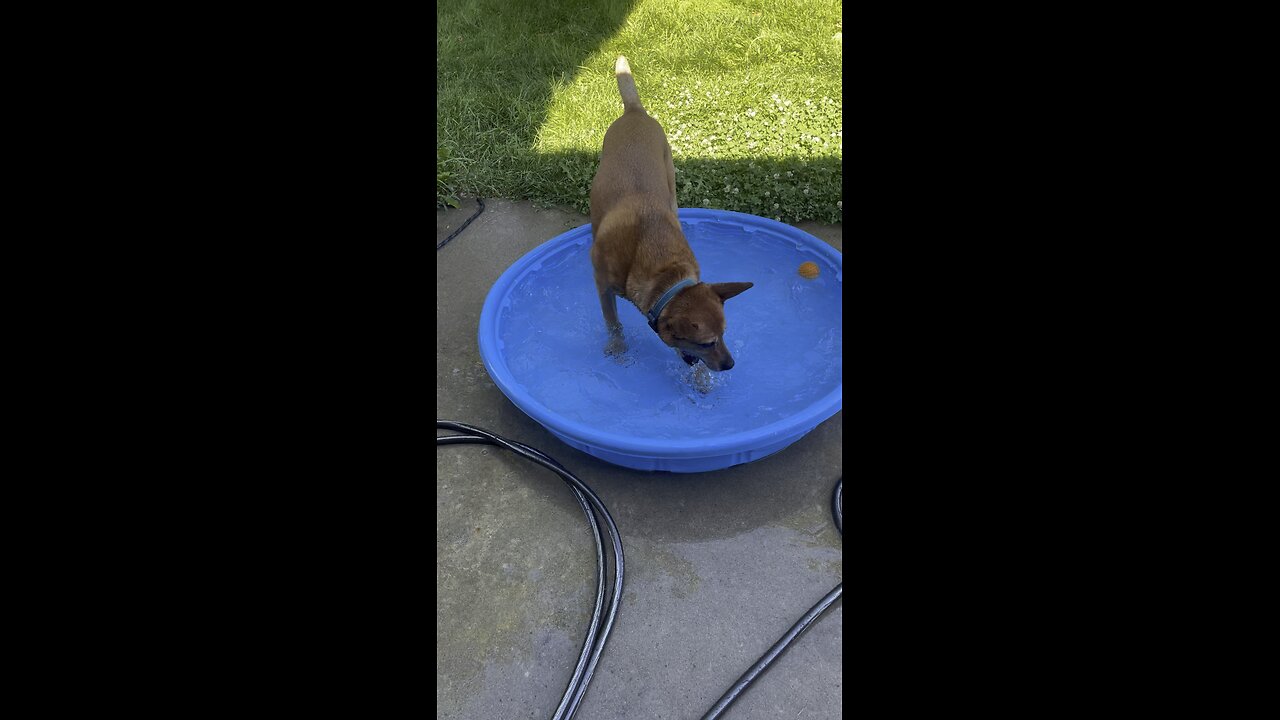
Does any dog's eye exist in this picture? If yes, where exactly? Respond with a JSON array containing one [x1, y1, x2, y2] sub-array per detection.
[[697, 341, 716, 349]]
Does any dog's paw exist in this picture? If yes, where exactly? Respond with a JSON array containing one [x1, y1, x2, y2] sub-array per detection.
[[605, 337, 628, 357]]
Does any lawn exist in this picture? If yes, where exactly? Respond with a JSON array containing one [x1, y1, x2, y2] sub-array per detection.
[[437, 0, 842, 224]]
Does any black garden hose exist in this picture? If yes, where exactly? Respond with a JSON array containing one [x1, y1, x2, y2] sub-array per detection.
[[700, 477, 843, 719], [437, 197, 485, 250], [436, 420, 841, 719], [436, 420, 623, 720]]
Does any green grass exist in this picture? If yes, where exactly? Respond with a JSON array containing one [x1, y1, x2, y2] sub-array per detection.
[[437, 0, 842, 223]]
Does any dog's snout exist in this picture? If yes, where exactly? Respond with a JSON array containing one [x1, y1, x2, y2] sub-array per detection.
[[720, 356, 734, 371]]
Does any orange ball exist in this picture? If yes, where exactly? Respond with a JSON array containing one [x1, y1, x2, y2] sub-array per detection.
[[798, 261, 820, 279]]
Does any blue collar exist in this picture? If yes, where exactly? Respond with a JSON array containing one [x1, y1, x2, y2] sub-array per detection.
[[647, 279, 696, 332]]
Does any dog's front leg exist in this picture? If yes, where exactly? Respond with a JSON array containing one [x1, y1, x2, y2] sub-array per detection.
[[598, 287, 627, 356]]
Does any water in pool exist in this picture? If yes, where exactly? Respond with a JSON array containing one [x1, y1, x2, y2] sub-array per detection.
[[495, 219, 841, 440]]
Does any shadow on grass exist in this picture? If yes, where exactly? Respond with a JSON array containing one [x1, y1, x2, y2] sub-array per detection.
[[437, 0, 841, 224], [531, 150, 843, 224], [436, 0, 637, 184]]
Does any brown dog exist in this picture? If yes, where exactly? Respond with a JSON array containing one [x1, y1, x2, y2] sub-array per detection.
[[589, 56, 752, 372]]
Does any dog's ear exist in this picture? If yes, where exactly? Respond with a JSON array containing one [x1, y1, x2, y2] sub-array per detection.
[[709, 282, 753, 302]]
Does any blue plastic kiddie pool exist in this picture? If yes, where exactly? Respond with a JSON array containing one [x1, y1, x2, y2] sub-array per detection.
[[478, 208, 841, 472]]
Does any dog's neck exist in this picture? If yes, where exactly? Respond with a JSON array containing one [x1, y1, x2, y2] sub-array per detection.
[[645, 277, 696, 331], [634, 267, 695, 316]]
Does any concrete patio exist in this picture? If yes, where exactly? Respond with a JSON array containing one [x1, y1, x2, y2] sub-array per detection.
[[436, 198, 843, 719]]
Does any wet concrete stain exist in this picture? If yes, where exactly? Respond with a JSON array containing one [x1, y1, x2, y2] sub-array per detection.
[[626, 538, 702, 600], [436, 452, 598, 717]]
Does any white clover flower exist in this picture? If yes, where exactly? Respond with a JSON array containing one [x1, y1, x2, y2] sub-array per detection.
[[773, 203, 779, 208], [773, 173, 780, 178], [786, 171, 793, 177], [837, 201, 842, 209], [764, 190, 770, 196]]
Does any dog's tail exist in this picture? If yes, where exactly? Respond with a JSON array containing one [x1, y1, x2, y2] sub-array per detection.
[[615, 55, 644, 112]]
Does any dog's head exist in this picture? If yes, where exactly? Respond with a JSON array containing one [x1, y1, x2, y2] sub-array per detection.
[[656, 282, 753, 371]]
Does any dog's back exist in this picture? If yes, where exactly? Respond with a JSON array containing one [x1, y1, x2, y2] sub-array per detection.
[[589, 56, 692, 296], [590, 118, 672, 224]]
